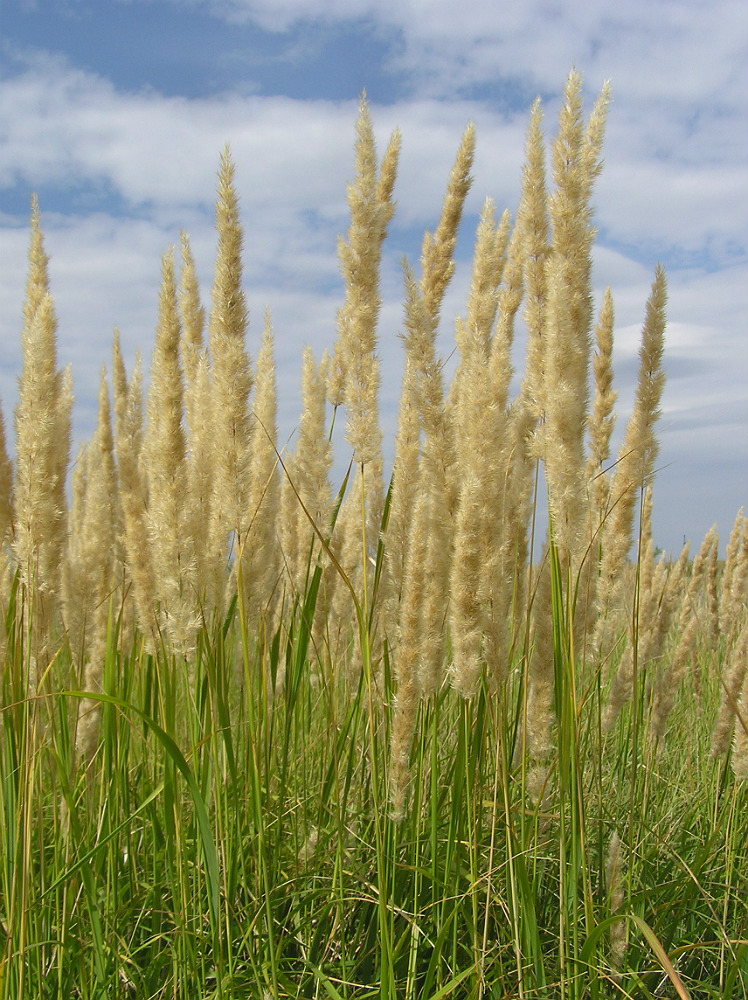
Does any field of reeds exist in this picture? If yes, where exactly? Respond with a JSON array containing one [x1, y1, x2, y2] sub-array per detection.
[[1, 72, 747, 999]]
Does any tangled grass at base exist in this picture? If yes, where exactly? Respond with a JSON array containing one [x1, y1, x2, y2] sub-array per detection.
[[1, 72, 747, 999]]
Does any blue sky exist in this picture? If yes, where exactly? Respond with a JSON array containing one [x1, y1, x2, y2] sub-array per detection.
[[1, 0, 746, 555]]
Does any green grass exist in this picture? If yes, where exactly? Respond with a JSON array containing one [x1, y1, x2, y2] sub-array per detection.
[[1, 533, 746, 1000]]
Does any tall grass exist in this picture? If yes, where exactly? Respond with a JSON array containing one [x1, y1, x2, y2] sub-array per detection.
[[0, 75, 746, 999]]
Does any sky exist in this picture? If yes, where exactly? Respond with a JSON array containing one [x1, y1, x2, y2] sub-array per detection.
[[0, 0, 746, 557]]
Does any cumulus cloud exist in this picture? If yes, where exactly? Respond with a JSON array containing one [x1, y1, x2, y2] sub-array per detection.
[[0, 1, 745, 553]]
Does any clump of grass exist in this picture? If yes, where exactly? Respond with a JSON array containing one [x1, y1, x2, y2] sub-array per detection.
[[1, 72, 746, 1000]]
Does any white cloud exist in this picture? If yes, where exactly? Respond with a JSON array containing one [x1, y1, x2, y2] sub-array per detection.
[[1, 7, 745, 552]]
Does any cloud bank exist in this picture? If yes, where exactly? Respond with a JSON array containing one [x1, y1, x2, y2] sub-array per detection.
[[1, 0, 745, 553]]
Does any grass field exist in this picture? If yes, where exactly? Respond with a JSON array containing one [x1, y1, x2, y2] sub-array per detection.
[[1, 74, 746, 998]]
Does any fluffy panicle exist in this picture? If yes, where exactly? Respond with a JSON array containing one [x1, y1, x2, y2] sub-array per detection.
[[449, 470, 487, 697], [23, 195, 51, 327], [650, 526, 717, 738], [65, 443, 89, 651], [240, 311, 281, 635], [186, 351, 217, 615], [637, 484, 656, 599], [380, 350, 421, 635], [388, 121, 475, 783], [420, 122, 475, 322], [14, 199, 73, 624], [484, 100, 551, 668], [452, 200, 512, 454], [413, 366, 452, 695], [542, 256, 586, 555], [719, 510, 748, 641], [109, 331, 137, 641], [143, 247, 197, 653], [65, 367, 117, 755], [544, 73, 608, 558], [53, 364, 73, 561], [711, 514, 748, 756], [382, 268, 433, 676], [450, 208, 519, 695], [63, 369, 116, 654], [706, 533, 720, 652], [551, 73, 609, 348], [209, 146, 253, 588], [519, 99, 551, 449], [573, 290, 619, 660], [413, 126, 475, 694], [174, 237, 217, 615], [596, 265, 667, 644], [337, 97, 399, 539], [115, 355, 158, 650], [390, 490, 430, 819], [179, 232, 206, 435], [331, 98, 400, 669], [461, 201, 510, 360], [602, 539, 689, 733], [488, 215, 524, 422], [111, 329, 129, 444], [712, 618, 748, 758], [177, 232, 218, 617], [728, 621, 748, 779], [294, 347, 333, 585], [525, 550, 555, 771], [288, 348, 335, 657], [586, 287, 617, 522], [335, 98, 397, 448], [482, 218, 536, 678], [13, 292, 68, 688]]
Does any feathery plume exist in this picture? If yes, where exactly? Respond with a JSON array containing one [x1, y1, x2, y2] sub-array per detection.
[[66, 368, 117, 755], [729, 620, 748, 779], [390, 490, 430, 819], [481, 230, 536, 680], [544, 74, 609, 558], [596, 265, 667, 641], [14, 199, 73, 620], [240, 311, 281, 636], [712, 516, 748, 756], [143, 247, 197, 652], [719, 510, 748, 641], [519, 98, 551, 446], [586, 287, 617, 521], [331, 98, 400, 670], [179, 231, 206, 435], [603, 540, 689, 733], [111, 329, 129, 445], [650, 527, 717, 739], [449, 206, 516, 695], [115, 355, 158, 650], [338, 97, 399, 518], [208, 147, 253, 619], [525, 549, 555, 773], [13, 290, 69, 690], [449, 469, 486, 697], [712, 620, 748, 758], [293, 347, 333, 585]]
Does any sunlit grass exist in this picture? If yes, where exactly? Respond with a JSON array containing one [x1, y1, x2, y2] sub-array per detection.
[[1, 546, 746, 998]]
